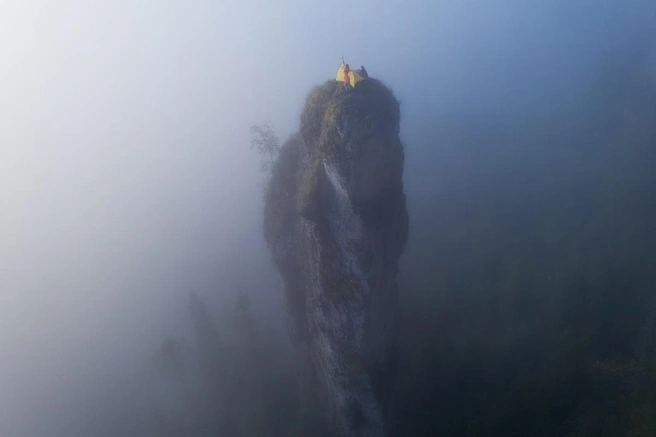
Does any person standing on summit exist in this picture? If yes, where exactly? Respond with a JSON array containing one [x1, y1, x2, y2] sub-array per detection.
[[337, 57, 367, 90], [343, 63, 351, 89], [341, 56, 352, 90]]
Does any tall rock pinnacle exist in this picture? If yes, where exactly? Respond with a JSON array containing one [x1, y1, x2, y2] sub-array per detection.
[[264, 78, 409, 436]]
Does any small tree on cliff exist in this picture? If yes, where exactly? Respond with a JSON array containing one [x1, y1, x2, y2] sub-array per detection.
[[250, 122, 280, 172]]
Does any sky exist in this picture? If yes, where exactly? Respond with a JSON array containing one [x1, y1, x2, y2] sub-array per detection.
[[0, 1, 654, 436]]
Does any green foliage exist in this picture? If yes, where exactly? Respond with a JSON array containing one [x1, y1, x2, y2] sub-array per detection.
[[299, 78, 400, 164], [263, 135, 301, 243], [250, 122, 281, 172], [300, 81, 340, 148]]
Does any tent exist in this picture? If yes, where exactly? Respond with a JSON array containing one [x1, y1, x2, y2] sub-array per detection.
[[336, 64, 366, 88]]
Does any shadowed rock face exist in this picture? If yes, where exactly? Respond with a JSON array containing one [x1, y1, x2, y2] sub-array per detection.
[[264, 79, 408, 436]]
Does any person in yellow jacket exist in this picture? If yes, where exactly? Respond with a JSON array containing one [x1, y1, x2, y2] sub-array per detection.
[[336, 57, 366, 90]]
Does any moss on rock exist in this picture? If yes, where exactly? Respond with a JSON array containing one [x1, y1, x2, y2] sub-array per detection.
[[297, 158, 324, 220], [264, 135, 301, 244]]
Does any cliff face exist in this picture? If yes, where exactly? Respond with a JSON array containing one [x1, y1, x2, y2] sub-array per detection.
[[264, 79, 408, 436]]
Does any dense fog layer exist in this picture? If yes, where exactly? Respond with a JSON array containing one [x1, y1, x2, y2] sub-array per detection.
[[1, 1, 654, 436]]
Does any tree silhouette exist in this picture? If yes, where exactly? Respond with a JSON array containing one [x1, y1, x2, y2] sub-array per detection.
[[250, 122, 280, 171]]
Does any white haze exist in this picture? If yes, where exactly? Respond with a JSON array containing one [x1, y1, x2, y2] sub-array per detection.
[[1, 1, 654, 436]]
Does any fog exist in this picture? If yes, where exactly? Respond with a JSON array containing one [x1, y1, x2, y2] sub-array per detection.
[[1, 1, 654, 436]]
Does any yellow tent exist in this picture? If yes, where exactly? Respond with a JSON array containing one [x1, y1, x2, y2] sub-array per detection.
[[336, 65, 365, 88]]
